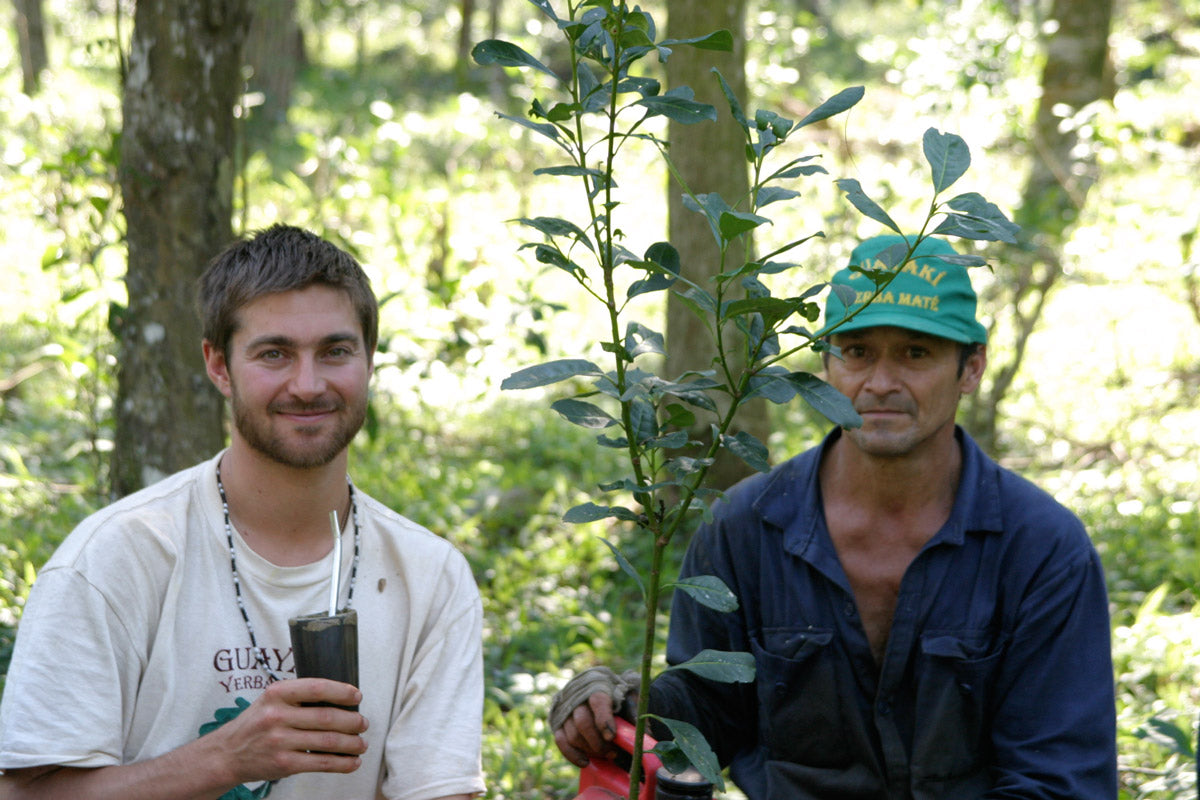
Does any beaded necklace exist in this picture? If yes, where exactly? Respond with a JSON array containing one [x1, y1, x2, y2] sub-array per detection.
[[214, 461, 361, 683]]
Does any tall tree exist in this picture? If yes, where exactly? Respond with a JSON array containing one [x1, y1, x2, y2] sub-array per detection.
[[665, 0, 764, 489], [963, 0, 1115, 452], [12, 0, 47, 94], [112, 0, 251, 497]]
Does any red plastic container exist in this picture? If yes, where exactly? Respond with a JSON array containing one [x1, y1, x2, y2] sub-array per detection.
[[574, 717, 662, 800]]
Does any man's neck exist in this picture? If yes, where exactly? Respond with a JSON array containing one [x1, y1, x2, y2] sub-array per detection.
[[821, 427, 962, 516], [217, 442, 352, 566]]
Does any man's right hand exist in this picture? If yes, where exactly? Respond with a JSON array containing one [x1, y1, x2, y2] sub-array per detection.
[[548, 666, 643, 768], [0, 678, 369, 800], [209, 676, 369, 783], [553, 690, 622, 768]]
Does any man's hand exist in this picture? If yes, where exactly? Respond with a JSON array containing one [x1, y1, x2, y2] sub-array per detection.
[[553, 690, 622, 768], [548, 666, 642, 768], [0, 678, 371, 800], [209, 677, 370, 784]]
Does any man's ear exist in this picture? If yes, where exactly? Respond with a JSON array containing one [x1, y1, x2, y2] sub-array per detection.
[[959, 345, 987, 395], [202, 340, 233, 399]]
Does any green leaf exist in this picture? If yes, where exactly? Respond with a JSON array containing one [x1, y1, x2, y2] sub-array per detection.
[[663, 402, 695, 429], [932, 213, 1016, 244], [755, 186, 800, 208], [795, 86, 864, 129], [665, 456, 713, 478], [669, 575, 739, 612], [495, 112, 566, 151], [533, 165, 604, 179], [665, 649, 755, 682], [718, 210, 770, 239], [675, 285, 718, 315], [531, 243, 584, 278], [599, 536, 646, 600], [628, 242, 680, 298], [645, 431, 690, 449], [660, 30, 734, 52], [630, 396, 659, 443], [517, 216, 595, 251], [625, 322, 666, 357], [923, 128, 971, 194], [944, 192, 1020, 243], [722, 430, 770, 473], [652, 740, 692, 775], [938, 253, 988, 267], [1135, 715, 1196, 757], [786, 372, 862, 428], [564, 503, 638, 524], [471, 39, 560, 80], [636, 87, 718, 125], [501, 359, 601, 390], [745, 374, 797, 404], [835, 179, 901, 233], [551, 398, 617, 429], [713, 68, 749, 128], [648, 716, 726, 790], [724, 296, 797, 328]]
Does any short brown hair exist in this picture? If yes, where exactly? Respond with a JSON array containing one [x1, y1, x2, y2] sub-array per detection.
[[198, 224, 379, 356]]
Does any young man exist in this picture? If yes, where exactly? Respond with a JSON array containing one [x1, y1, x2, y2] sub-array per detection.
[[0, 226, 484, 800], [552, 236, 1117, 799]]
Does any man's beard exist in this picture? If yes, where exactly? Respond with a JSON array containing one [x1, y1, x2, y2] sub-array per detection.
[[230, 392, 366, 469]]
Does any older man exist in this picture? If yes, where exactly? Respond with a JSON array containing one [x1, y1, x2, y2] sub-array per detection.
[[553, 235, 1117, 799]]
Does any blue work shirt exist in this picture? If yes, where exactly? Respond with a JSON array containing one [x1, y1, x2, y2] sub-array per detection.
[[650, 427, 1117, 799]]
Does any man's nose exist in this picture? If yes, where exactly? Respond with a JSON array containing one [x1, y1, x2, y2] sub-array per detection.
[[861, 357, 901, 394], [289, 355, 326, 396]]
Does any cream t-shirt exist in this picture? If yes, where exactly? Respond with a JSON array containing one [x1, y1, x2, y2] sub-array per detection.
[[0, 453, 484, 800]]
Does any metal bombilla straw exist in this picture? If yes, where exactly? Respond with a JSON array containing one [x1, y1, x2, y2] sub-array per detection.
[[328, 510, 342, 616]]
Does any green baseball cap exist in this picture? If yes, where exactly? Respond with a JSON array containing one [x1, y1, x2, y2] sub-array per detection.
[[822, 234, 987, 344]]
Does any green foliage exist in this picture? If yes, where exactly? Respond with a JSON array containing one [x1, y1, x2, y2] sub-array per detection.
[[1113, 585, 1199, 799]]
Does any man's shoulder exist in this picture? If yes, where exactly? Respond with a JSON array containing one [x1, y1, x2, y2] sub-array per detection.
[[717, 440, 822, 514], [960, 435, 1094, 562], [44, 457, 216, 570], [353, 489, 475, 570]]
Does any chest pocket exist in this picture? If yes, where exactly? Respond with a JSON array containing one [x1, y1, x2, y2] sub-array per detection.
[[912, 630, 1005, 783], [750, 627, 859, 767]]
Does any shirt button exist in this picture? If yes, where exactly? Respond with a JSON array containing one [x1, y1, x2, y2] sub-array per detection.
[[843, 601, 855, 617], [877, 700, 891, 715]]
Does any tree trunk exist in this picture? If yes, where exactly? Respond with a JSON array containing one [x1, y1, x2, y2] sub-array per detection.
[[12, 0, 48, 95], [665, 0, 762, 490], [244, 0, 302, 133], [456, 0, 477, 88], [113, 0, 250, 497], [962, 0, 1115, 453]]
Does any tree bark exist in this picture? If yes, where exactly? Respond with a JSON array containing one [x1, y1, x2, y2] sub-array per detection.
[[664, 0, 763, 490], [962, 0, 1115, 453], [244, 0, 302, 133], [113, 0, 250, 497], [12, 0, 48, 95], [456, 0, 477, 89]]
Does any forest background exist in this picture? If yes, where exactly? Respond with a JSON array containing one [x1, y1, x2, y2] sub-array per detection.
[[0, 0, 1197, 798]]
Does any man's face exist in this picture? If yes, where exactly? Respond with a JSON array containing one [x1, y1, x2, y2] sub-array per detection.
[[204, 284, 373, 469], [826, 326, 985, 459]]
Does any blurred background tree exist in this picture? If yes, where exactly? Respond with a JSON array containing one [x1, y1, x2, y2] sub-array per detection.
[[1, 0, 1197, 797]]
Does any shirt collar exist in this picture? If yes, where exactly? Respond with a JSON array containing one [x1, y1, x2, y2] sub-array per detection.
[[757, 426, 1005, 557]]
